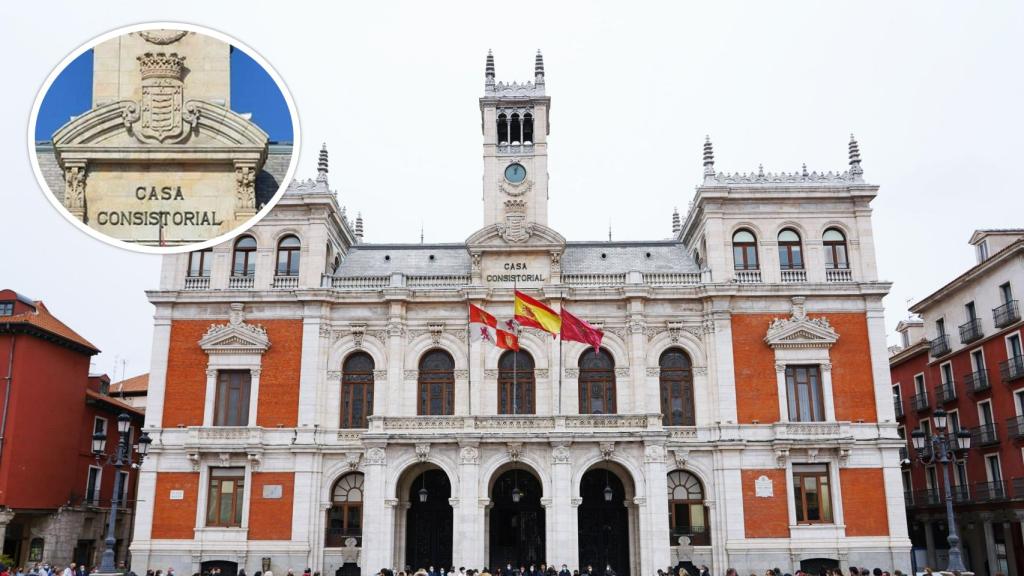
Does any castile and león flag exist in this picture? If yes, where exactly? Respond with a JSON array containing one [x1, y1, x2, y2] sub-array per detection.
[[470, 291, 604, 352]]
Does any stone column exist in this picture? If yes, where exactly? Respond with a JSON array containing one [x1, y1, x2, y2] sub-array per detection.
[[708, 304, 736, 424], [549, 443, 576, 569], [627, 310, 647, 414], [298, 311, 326, 426], [640, 445, 670, 576], [386, 317, 406, 416], [985, 520, 999, 576], [0, 507, 15, 553], [362, 447, 392, 576], [146, 305, 173, 427], [923, 520, 937, 571], [457, 444, 484, 569]]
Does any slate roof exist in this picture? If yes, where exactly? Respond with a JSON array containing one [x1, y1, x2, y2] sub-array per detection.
[[334, 240, 699, 277]]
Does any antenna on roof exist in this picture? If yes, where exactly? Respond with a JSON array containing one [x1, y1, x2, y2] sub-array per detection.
[[420, 221, 424, 244], [608, 219, 613, 242]]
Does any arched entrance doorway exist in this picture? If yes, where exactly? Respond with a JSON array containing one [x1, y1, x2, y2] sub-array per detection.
[[405, 469, 453, 570], [201, 561, 238, 576], [578, 468, 630, 576], [489, 468, 545, 568]]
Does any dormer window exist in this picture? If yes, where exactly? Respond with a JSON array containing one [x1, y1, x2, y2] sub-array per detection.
[[0, 302, 12, 316], [732, 229, 759, 270], [977, 239, 989, 263]]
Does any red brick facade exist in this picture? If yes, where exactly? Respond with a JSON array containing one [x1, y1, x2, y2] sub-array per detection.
[[151, 472, 200, 540], [839, 468, 890, 536], [741, 469, 789, 538], [248, 472, 295, 540]]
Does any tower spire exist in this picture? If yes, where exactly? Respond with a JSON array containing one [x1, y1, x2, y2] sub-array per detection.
[[535, 49, 545, 86], [848, 133, 863, 181], [316, 143, 329, 183], [702, 135, 716, 184], [485, 49, 495, 90]]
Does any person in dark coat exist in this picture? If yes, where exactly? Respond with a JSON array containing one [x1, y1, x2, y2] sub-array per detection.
[[558, 566, 570, 576]]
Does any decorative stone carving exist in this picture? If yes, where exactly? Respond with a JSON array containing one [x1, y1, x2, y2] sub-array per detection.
[[499, 179, 533, 198], [643, 444, 665, 464], [507, 442, 523, 461], [564, 368, 579, 378], [552, 444, 571, 464], [365, 447, 386, 466], [484, 369, 498, 378], [373, 369, 388, 379], [839, 447, 851, 467], [701, 318, 717, 334], [754, 475, 774, 497], [138, 30, 189, 45], [428, 322, 445, 345], [807, 447, 820, 461], [327, 370, 342, 381], [404, 370, 418, 380], [218, 452, 232, 465], [667, 321, 684, 343], [775, 363, 787, 373], [822, 362, 833, 372], [206, 368, 218, 378], [764, 296, 839, 349], [646, 367, 660, 377], [234, 164, 257, 211], [599, 442, 615, 460], [460, 446, 479, 465], [478, 497, 493, 509], [535, 368, 549, 379], [188, 452, 200, 471], [247, 452, 262, 471], [672, 448, 690, 469], [471, 252, 482, 271], [340, 537, 360, 565], [454, 369, 470, 379], [128, 52, 193, 143], [63, 164, 87, 212], [249, 367, 262, 378], [633, 496, 646, 506], [383, 497, 398, 507], [497, 199, 535, 243], [627, 316, 646, 335], [775, 448, 789, 469], [550, 251, 562, 271], [614, 367, 630, 377], [540, 497, 552, 508], [415, 443, 431, 462], [570, 497, 583, 507], [386, 320, 406, 338], [319, 324, 332, 338], [693, 366, 708, 376], [343, 452, 362, 470], [199, 303, 270, 355], [350, 323, 366, 348]]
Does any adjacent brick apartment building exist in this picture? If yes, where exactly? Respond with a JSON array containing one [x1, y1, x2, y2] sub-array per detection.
[[891, 230, 1024, 576], [0, 289, 144, 569]]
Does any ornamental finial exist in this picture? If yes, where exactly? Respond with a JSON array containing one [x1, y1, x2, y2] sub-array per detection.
[[485, 49, 495, 81], [535, 49, 545, 81], [672, 207, 681, 235], [355, 212, 363, 241], [849, 133, 863, 180], [317, 143, 329, 183], [702, 136, 716, 183]]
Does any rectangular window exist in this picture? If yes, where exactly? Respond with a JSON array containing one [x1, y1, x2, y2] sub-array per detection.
[[214, 370, 252, 427], [914, 373, 926, 395], [936, 318, 946, 336], [979, 400, 994, 426], [948, 410, 961, 433], [86, 466, 102, 505], [793, 464, 832, 524], [926, 466, 938, 492], [956, 461, 968, 487], [941, 362, 954, 385], [1009, 334, 1023, 359], [1015, 389, 1024, 416], [965, 301, 977, 321], [986, 454, 1003, 483], [978, 240, 989, 262], [187, 249, 213, 277], [118, 470, 130, 505], [0, 302, 12, 316], [94, 416, 107, 435], [206, 468, 245, 527], [901, 330, 910, 348], [786, 365, 825, 422], [972, 349, 985, 371], [1002, 283, 1014, 305]]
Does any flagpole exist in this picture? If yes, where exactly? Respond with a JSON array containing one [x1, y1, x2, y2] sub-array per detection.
[[558, 336, 563, 415], [513, 279, 518, 415], [467, 321, 472, 416]]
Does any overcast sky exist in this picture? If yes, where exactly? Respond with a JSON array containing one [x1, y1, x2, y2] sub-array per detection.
[[3, 1, 1022, 380]]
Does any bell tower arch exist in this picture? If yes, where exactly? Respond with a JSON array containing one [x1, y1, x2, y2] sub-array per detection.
[[480, 50, 551, 229]]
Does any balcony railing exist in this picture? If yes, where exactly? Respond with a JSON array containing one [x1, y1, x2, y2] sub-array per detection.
[[642, 272, 703, 286], [733, 270, 762, 284], [563, 274, 627, 287], [929, 334, 952, 358], [1001, 356, 1024, 383], [972, 423, 1000, 446], [934, 382, 958, 404], [780, 269, 807, 283], [959, 318, 984, 344], [951, 484, 971, 503], [323, 275, 390, 289], [324, 530, 362, 549], [1007, 415, 1024, 440], [994, 300, 1021, 329], [974, 480, 1007, 502], [670, 525, 710, 547], [894, 399, 905, 419], [964, 369, 991, 393], [228, 275, 255, 289], [272, 275, 299, 289], [911, 391, 930, 413], [911, 488, 940, 506], [183, 276, 210, 290], [497, 143, 535, 155], [903, 489, 914, 505], [825, 268, 854, 282], [1013, 477, 1024, 499]]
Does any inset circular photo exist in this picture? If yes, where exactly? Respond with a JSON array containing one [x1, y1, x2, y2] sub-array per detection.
[[29, 22, 299, 253]]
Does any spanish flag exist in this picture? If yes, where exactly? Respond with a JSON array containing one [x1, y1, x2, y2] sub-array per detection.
[[514, 290, 562, 336]]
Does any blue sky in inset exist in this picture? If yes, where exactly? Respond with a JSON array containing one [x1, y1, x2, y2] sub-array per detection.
[[36, 46, 292, 142]]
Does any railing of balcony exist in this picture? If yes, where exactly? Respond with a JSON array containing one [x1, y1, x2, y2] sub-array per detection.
[[1001, 356, 1024, 383], [974, 480, 1007, 501], [227, 275, 255, 289], [406, 275, 472, 288], [964, 369, 991, 394], [324, 275, 391, 289], [1007, 415, 1024, 440], [780, 269, 807, 283], [951, 483, 971, 503], [733, 270, 762, 284], [912, 488, 940, 506], [994, 300, 1021, 329], [929, 334, 951, 358], [959, 318, 984, 344], [1013, 477, 1024, 499], [563, 274, 627, 287], [643, 272, 703, 286], [183, 276, 210, 290], [911, 391, 930, 413], [934, 383, 957, 404], [903, 489, 914, 505], [670, 525, 710, 547], [825, 268, 854, 282], [894, 399, 905, 419], [972, 423, 999, 446], [272, 275, 299, 289]]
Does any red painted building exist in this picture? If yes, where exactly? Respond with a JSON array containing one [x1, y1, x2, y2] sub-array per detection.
[[0, 289, 144, 569], [891, 230, 1024, 576]]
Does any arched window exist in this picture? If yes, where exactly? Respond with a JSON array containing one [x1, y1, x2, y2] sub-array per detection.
[[823, 228, 849, 270], [579, 348, 616, 414], [777, 229, 804, 270], [667, 471, 709, 546], [498, 350, 535, 414], [732, 229, 758, 270], [341, 352, 374, 428], [276, 235, 301, 276], [497, 113, 509, 145], [523, 113, 534, 144], [188, 248, 213, 277], [326, 473, 364, 547], [659, 349, 694, 426], [510, 113, 522, 145], [232, 236, 257, 277], [418, 350, 455, 415]]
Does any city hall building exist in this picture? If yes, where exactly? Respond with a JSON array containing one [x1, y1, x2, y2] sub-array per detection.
[[130, 52, 909, 576]]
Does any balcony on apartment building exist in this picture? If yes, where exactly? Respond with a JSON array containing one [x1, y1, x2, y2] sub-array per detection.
[[971, 422, 1000, 447], [959, 318, 985, 345], [911, 391, 931, 413], [994, 300, 1021, 329], [964, 369, 991, 394], [1001, 355, 1024, 383], [930, 334, 952, 358], [934, 382, 958, 404]]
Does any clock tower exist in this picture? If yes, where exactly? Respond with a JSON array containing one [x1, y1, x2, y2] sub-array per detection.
[[480, 50, 551, 233]]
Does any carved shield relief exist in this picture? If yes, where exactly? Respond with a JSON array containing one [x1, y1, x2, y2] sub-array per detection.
[[140, 78, 184, 142]]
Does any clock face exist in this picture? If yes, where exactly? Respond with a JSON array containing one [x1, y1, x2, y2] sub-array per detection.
[[504, 163, 527, 183]]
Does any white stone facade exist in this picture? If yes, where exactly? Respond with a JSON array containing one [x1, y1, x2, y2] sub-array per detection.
[[130, 52, 909, 576]]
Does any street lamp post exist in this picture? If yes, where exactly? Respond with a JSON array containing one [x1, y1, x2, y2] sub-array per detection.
[[910, 408, 973, 573], [92, 412, 152, 575]]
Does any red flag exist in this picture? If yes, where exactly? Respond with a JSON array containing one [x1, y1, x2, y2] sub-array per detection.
[[560, 307, 604, 352], [469, 303, 519, 350]]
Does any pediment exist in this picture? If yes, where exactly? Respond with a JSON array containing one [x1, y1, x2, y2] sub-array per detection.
[[466, 222, 566, 252], [764, 297, 839, 349], [198, 304, 270, 355], [52, 100, 268, 154]]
